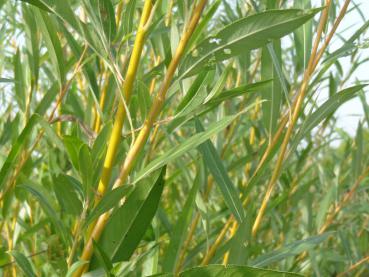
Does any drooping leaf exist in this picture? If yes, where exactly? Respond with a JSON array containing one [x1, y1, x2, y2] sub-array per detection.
[[13, 49, 26, 110], [135, 115, 239, 183], [195, 119, 245, 223], [250, 232, 333, 267], [78, 144, 93, 190], [162, 166, 203, 272], [91, 167, 166, 266], [0, 114, 63, 192], [35, 9, 66, 85], [53, 174, 83, 215], [179, 8, 322, 78], [11, 251, 36, 277], [292, 85, 368, 149], [85, 185, 134, 227], [149, 264, 303, 277], [18, 184, 71, 245]]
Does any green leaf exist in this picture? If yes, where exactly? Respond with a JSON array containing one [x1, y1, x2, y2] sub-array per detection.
[[180, 265, 303, 276], [91, 122, 112, 167], [78, 144, 93, 190], [11, 251, 36, 277], [292, 85, 368, 149], [119, 0, 137, 37], [35, 9, 66, 85], [92, 240, 113, 275], [316, 184, 335, 231], [323, 20, 369, 65], [13, 48, 26, 110], [23, 5, 40, 89], [18, 184, 71, 245], [352, 122, 363, 180], [34, 83, 59, 116], [195, 119, 245, 223], [149, 265, 303, 276], [66, 261, 89, 277], [179, 8, 322, 78], [85, 185, 134, 227], [250, 232, 333, 267], [0, 114, 62, 192], [53, 174, 83, 215], [60, 24, 100, 98], [63, 135, 84, 171], [92, 167, 166, 266], [162, 166, 203, 272], [261, 41, 282, 136], [97, 0, 116, 43], [293, 0, 312, 72], [206, 80, 271, 105], [135, 115, 238, 183], [0, 78, 14, 83], [175, 71, 210, 117], [228, 210, 253, 264], [20, 0, 51, 12]]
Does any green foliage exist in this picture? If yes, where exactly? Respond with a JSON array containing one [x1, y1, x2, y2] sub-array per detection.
[[1, 1, 369, 276]]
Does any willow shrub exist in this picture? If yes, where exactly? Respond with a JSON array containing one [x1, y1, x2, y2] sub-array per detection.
[[0, 0, 369, 276]]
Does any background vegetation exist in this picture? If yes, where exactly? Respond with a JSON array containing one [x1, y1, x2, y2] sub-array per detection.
[[0, 0, 369, 276]]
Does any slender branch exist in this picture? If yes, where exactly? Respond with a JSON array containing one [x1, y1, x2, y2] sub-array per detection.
[[252, 0, 334, 236], [0, 44, 88, 202], [337, 255, 369, 277], [73, 1, 208, 275], [95, 0, 153, 199], [112, 0, 208, 188]]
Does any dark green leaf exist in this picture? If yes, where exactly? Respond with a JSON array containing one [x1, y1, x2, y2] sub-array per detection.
[[195, 119, 245, 223]]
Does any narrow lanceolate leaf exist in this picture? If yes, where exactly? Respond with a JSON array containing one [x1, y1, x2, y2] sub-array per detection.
[[53, 174, 82, 215], [91, 167, 166, 266], [78, 144, 93, 190], [179, 8, 322, 78], [0, 114, 63, 191], [23, 5, 40, 89], [293, 0, 312, 72], [250, 232, 333, 267], [66, 261, 89, 277], [134, 115, 239, 183], [149, 265, 303, 277], [175, 71, 209, 118], [18, 184, 71, 245], [92, 240, 113, 275], [13, 49, 26, 110], [352, 122, 363, 180], [35, 9, 66, 85], [0, 78, 14, 83], [261, 41, 282, 136], [323, 19, 369, 65], [228, 211, 252, 264], [292, 85, 368, 148], [195, 119, 245, 223], [85, 185, 134, 226], [11, 251, 36, 277], [20, 0, 51, 12], [316, 184, 335, 231], [162, 167, 203, 272]]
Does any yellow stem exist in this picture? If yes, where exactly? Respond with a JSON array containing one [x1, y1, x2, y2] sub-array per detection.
[[251, 0, 332, 237], [76, 2, 208, 274], [222, 220, 237, 265], [113, 0, 208, 189], [337, 255, 369, 277], [93, 72, 110, 133], [201, 216, 233, 265], [95, 0, 153, 199]]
